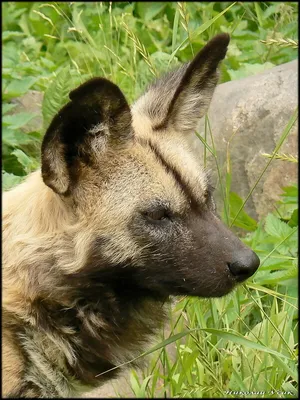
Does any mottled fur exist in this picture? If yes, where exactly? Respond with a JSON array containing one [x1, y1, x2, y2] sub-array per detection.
[[2, 34, 259, 398]]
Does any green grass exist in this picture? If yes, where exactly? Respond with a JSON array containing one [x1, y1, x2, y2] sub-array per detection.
[[2, 2, 298, 398]]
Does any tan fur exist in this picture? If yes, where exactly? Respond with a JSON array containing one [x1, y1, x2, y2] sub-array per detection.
[[3, 173, 74, 310], [2, 328, 24, 395]]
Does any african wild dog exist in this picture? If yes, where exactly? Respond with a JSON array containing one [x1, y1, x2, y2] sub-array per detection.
[[2, 33, 259, 398]]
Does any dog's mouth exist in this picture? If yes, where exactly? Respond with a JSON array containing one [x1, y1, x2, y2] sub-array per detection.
[[160, 257, 259, 299]]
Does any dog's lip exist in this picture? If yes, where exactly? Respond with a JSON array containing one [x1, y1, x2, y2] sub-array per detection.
[[180, 276, 237, 298]]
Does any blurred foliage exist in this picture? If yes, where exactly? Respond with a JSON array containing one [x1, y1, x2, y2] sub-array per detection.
[[2, 2, 298, 186]]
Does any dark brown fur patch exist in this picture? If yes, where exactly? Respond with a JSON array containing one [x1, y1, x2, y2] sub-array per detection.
[[41, 78, 133, 194], [143, 138, 201, 211], [22, 244, 167, 387]]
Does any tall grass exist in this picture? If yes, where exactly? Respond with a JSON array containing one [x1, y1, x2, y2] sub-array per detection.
[[2, 2, 298, 398]]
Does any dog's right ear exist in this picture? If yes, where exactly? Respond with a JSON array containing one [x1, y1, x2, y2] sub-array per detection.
[[41, 78, 132, 195], [133, 33, 230, 135]]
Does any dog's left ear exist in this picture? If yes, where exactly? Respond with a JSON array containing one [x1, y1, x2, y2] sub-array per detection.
[[41, 78, 132, 194], [133, 33, 230, 134]]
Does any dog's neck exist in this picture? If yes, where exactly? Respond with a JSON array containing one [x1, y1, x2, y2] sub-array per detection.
[[4, 284, 167, 397]]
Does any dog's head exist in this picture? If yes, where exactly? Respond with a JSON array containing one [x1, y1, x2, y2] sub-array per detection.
[[41, 33, 259, 299]]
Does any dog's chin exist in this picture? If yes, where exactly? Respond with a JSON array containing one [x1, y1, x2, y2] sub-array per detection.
[[196, 286, 237, 298], [169, 281, 237, 299], [139, 274, 238, 300]]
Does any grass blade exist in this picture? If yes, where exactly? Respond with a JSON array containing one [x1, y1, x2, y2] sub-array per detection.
[[202, 328, 294, 360], [169, 2, 237, 64]]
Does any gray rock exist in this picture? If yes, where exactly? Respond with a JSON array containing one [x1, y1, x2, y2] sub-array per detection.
[[193, 59, 298, 220]]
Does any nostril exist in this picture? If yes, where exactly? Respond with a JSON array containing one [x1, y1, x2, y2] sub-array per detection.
[[227, 261, 250, 279], [227, 251, 260, 282]]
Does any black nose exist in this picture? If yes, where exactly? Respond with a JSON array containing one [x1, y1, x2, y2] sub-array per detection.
[[228, 251, 260, 282]]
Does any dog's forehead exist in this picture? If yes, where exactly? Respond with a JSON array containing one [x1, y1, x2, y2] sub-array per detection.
[[80, 116, 208, 214], [145, 135, 208, 205], [129, 109, 208, 205], [104, 139, 207, 210]]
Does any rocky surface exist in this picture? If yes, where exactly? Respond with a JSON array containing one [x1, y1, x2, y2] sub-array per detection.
[[193, 59, 298, 220]]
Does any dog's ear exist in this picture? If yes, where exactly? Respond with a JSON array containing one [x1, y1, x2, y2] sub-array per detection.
[[133, 33, 230, 134], [41, 78, 132, 194]]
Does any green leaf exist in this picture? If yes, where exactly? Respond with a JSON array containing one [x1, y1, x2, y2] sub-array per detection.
[[2, 31, 26, 41], [169, 2, 237, 64], [2, 103, 17, 114], [202, 328, 293, 361], [2, 127, 37, 147], [256, 267, 298, 286], [280, 184, 298, 204], [42, 67, 72, 129], [190, 2, 237, 41], [3, 112, 37, 130], [247, 282, 298, 303], [227, 62, 275, 81], [288, 208, 298, 228], [265, 213, 294, 239], [228, 192, 257, 231], [254, 2, 264, 28], [151, 51, 179, 73], [281, 185, 298, 198], [136, 2, 166, 22], [3, 76, 37, 99], [258, 258, 293, 271], [11, 149, 39, 174], [129, 371, 152, 398], [269, 354, 298, 382], [262, 4, 279, 19], [2, 171, 24, 191]]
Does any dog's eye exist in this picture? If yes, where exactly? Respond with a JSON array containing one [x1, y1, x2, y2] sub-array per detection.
[[143, 207, 171, 222]]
